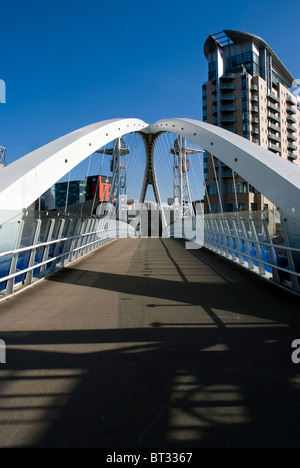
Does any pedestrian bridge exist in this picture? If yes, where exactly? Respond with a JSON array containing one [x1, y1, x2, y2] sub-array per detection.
[[0, 118, 300, 447], [0, 117, 299, 296]]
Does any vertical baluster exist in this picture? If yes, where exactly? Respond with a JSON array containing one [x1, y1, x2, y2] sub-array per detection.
[[232, 218, 245, 265], [6, 220, 24, 295], [250, 218, 265, 276], [240, 218, 254, 270], [281, 215, 300, 293], [50, 218, 65, 273], [262, 218, 280, 283], [25, 219, 42, 285], [39, 219, 55, 278]]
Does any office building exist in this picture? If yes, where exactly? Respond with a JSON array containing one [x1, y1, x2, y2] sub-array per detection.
[[55, 180, 86, 208], [202, 30, 300, 213]]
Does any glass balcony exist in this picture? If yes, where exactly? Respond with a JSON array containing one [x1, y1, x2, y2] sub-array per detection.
[[267, 101, 280, 113], [268, 122, 281, 133], [286, 94, 297, 106], [220, 83, 235, 90], [268, 91, 280, 103], [221, 116, 236, 123], [252, 128, 259, 135], [252, 138, 260, 144], [220, 73, 236, 80], [220, 94, 236, 101], [287, 142, 297, 151], [287, 106, 296, 115], [287, 114, 296, 123], [268, 142, 281, 153], [252, 117, 259, 124], [287, 133, 297, 142], [226, 126, 237, 133], [268, 133, 281, 143], [287, 124, 297, 133], [288, 152, 298, 160], [251, 95, 259, 102], [220, 105, 235, 111], [251, 84, 258, 91], [268, 112, 281, 123], [251, 106, 259, 113]]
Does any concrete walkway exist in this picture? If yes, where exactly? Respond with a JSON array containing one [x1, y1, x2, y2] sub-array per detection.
[[0, 238, 300, 447]]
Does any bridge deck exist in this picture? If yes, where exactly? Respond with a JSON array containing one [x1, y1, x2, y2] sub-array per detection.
[[0, 238, 300, 448]]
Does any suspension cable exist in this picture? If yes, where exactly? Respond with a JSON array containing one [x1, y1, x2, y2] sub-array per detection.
[[64, 171, 71, 215], [210, 154, 224, 213], [81, 154, 92, 216], [198, 153, 212, 214], [91, 146, 106, 216], [232, 169, 238, 212]]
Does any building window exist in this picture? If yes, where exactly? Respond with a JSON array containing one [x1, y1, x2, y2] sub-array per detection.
[[208, 184, 218, 195]]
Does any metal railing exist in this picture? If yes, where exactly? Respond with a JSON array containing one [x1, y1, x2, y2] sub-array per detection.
[[0, 210, 134, 297], [203, 210, 300, 294]]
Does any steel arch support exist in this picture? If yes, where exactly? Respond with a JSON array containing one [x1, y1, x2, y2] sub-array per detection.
[[144, 118, 300, 209], [0, 118, 148, 210]]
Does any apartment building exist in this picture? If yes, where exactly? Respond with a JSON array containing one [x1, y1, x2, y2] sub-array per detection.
[[202, 30, 300, 213]]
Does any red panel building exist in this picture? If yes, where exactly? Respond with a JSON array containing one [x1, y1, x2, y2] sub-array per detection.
[[86, 175, 112, 202]]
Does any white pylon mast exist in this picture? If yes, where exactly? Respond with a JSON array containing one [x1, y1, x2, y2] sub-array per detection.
[[170, 136, 194, 221], [106, 137, 129, 221]]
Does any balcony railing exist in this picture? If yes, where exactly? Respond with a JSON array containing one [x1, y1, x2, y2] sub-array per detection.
[[220, 94, 236, 101], [268, 91, 280, 103], [251, 106, 259, 113], [268, 122, 281, 133], [286, 94, 297, 106], [220, 73, 236, 80], [267, 101, 280, 113], [220, 83, 235, 90], [268, 142, 281, 153], [287, 142, 297, 151], [287, 133, 297, 142], [268, 112, 281, 123], [221, 116, 236, 123], [287, 124, 297, 133], [220, 105, 235, 111], [288, 152, 298, 160], [268, 133, 281, 143], [287, 114, 296, 123], [287, 106, 296, 115]]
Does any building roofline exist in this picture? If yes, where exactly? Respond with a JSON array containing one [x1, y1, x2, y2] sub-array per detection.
[[204, 29, 295, 87]]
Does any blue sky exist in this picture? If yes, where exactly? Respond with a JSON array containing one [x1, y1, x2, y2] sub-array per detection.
[[0, 0, 299, 173]]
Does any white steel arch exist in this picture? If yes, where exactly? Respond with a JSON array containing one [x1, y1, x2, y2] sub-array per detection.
[[144, 118, 300, 209], [0, 118, 148, 210], [1, 117, 300, 212]]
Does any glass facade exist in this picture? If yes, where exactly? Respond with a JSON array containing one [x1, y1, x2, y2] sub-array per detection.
[[231, 51, 260, 76]]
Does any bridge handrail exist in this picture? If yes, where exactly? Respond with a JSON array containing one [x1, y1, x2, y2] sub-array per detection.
[[204, 225, 300, 254], [0, 228, 119, 285], [0, 220, 132, 297], [204, 220, 300, 293], [0, 226, 110, 258]]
